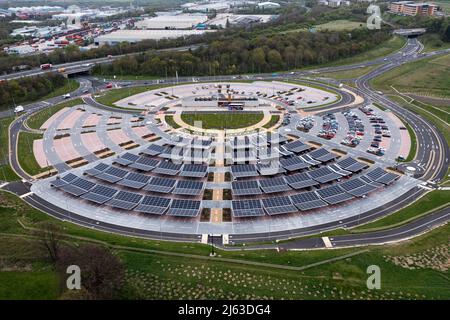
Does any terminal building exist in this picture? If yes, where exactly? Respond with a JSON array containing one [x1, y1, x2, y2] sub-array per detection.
[[182, 84, 260, 109], [389, 1, 437, 16]]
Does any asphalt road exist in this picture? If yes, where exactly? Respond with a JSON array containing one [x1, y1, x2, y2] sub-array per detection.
[[1, 37, 449, 248]]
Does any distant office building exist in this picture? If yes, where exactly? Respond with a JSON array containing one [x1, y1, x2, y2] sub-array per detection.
[[389, 1, 437, 16]]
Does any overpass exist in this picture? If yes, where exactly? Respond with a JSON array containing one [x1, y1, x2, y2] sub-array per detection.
[[393, 28, 426, 37]]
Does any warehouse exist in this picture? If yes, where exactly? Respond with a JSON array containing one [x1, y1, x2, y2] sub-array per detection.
[[94, 29, 213, 46], [135, 14, 208, 30]]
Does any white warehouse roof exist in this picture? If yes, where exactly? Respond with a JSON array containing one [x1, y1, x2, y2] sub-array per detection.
[[94, 29, 213, 45], [135, 15, 208, 30]]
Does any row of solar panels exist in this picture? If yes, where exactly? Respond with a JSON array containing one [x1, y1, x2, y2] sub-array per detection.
[[50, 173, 201, 217], [78, 163, 206, 195], [108, 153, 208, 177], [231, 154, 364, 179], [231, 167, 399, 217], [232, 163, 356, 195]]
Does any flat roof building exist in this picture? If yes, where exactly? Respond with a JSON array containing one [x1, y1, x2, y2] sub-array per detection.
[[94, 29, 213, 46], [389, 1, 437, 16], [135, 14, 208, 30]]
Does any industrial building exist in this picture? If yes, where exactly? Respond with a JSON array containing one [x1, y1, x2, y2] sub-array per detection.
[[389, 1, 437, 16], [94, 29, 212, 46], [135, 14, 208, 30]]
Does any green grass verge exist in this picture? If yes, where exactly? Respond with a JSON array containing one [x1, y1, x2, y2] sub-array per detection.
[[26, 98, 83, 130], [371, 53, 450, 98], [318, 65, 377, 80], [40, 79, 79, 101], [164, 115, 181, 129], [0, 116, 20, 181], [1, 189, 450, 299], [0, 271, 59, 300], [404, 121, 417, 162], [263, 115, 280, 129], [181, 112, 264, 130], [17, 132, 49, 176], [352, 191, 450, 232]]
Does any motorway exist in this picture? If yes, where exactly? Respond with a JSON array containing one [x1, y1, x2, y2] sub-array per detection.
[[1, 37, 449, 249], [0, 44, 202, 82]]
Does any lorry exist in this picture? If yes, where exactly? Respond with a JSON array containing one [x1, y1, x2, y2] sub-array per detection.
[[57, 67, 66, 73], [40, 63, 53, 70]]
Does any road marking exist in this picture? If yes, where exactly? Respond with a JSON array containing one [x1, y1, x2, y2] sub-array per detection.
[[0, 183, 8, 189], [322, 236, 333, 248], [20, 191, 33, 199]]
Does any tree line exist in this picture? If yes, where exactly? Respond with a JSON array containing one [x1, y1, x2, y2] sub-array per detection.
[[0, 73, 69, 111], [93, 28, 392, 77]]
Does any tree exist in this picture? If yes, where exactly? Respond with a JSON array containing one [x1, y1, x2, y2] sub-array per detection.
[[57, 244, 125, 300], [33, 222, 63, 264]]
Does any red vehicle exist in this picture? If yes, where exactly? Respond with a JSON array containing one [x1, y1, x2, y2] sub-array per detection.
[[40, 63, 53, 70], [106, 83, 113, 89]]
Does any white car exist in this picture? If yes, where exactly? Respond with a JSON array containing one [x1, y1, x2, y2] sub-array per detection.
[[63, 93, 71, 99]]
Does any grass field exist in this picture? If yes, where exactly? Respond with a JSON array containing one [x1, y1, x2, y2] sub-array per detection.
[[26, 98, 83, 130], [181, 113, 264, 130], [318, 65, 377, 80], [352, 191, 449, 232], [0, 116, 20, 181], [371, 53, 450, 98], [0, 189, 449, 299], [17, 132, 49, 176], [314, 20, 365, 32]]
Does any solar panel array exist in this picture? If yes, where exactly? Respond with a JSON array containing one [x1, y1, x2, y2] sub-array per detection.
[[309, 148, 337, 162], [172, 180, 204, 196], [285, 172, 318, 189], [316, 185, 354, 204], [129, 157, 159, 171], [284, 140, 310, 153], [290, 191, 327, 211], [134, 196, 170, 215], [114, 152, 140, 166], [279, 156, 310, 171], [259, 177, 292, 194], [153, 161, 182, 175], [231, 164, 258, 178], [143, 176, 176, 193], [308, 166, 342, 183], [96, 166, 128, 183], [180, 164, 208, 178], [84, 163, 109, 177], [117, 172, 150, 189], [167, 199, 201, 217], [232, 199, 264, 217], [262, 196, 298, 215], [232, 180, 261, 196], [336, 157, 367, 172]]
